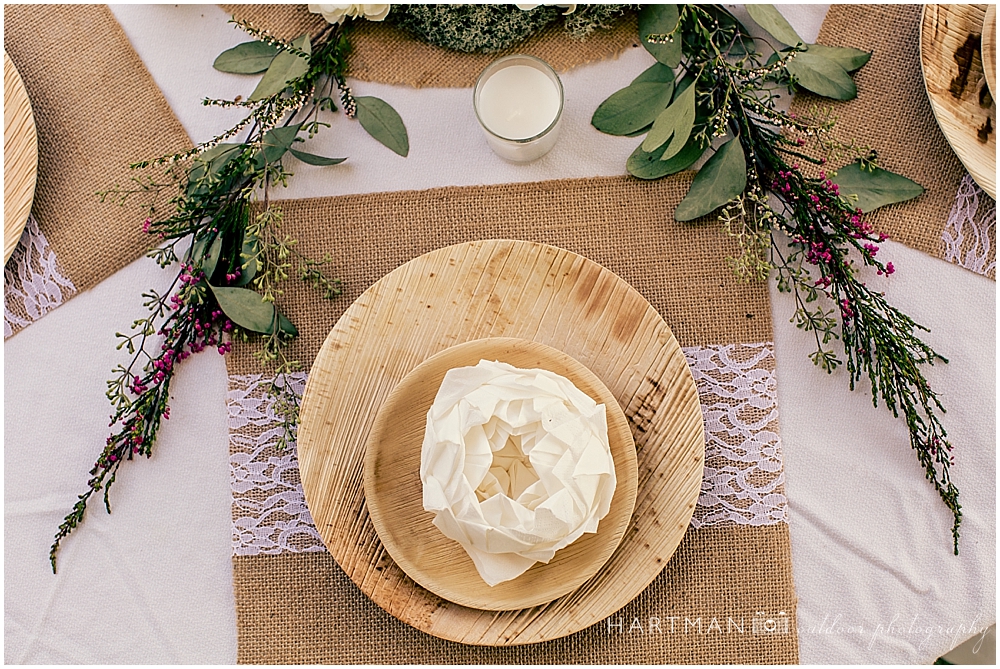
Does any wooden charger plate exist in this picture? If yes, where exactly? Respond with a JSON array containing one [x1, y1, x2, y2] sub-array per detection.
[[297, 239, 705, 645], [4, 50, 38, 264], [920, 4, 996, 198], [364, 337, 638, 611]]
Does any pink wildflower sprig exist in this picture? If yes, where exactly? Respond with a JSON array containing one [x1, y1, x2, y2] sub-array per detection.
[[50, 237, 236, 572], [608, 2, 959, 554], [755, 134, 960, 553], [57, 15, 366, 572]]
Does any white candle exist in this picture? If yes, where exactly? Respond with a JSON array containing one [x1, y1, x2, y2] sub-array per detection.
[[474, 55, 564, 162], [478, 65, 561, 140]]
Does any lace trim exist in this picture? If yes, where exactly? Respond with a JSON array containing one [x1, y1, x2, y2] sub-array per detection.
[[942, 174, 997, 277], [4, 215, 76, 339], [227, 372, 327, 556], [227, 343, 786, 556], [683, 343, 787, 528]]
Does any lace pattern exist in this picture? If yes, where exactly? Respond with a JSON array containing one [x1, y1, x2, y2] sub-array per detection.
[[4, 215, 76, 339], [942, 174, 997, 278], [228, 373, 327, 556], [683, 343, 787, 527], [227, 343, 786, 555]]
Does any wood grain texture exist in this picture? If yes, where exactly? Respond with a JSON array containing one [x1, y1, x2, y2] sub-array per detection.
[[364, 338, 639, 611], [297, 240, 705, 645], [984, 5, 996, 96], [4, 50, 37, 264], [920, 4, 996, 198]]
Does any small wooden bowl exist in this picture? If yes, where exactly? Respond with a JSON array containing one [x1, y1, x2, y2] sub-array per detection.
[[363, 337, 638, 611]]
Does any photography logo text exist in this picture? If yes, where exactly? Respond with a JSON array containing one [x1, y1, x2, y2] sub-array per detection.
[[753, 611, 791, 635], [606, 611, 789, 635]]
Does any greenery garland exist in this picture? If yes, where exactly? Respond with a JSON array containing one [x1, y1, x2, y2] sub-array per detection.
[[389, 4, 632, 53], [592, 4, 960, 552], [49, 14, 409, 571]]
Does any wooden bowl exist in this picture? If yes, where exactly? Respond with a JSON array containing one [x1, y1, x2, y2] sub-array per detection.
[[4, 50, 38, 264], [363, 337, 638, 611]]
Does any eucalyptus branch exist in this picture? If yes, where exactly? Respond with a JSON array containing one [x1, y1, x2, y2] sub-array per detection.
[[594, 4, 960, 551], [52, 11, 409, 571]]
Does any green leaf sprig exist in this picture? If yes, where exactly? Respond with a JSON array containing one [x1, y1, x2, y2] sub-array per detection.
[[54, 12, 407, 571], [593, 4, 959, 553]]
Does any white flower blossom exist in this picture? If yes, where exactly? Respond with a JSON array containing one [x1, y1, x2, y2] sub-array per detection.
[[307, 4, 390, 25]]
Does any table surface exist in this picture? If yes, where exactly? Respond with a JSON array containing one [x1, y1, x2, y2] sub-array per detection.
[[4, 4, 995, 664]]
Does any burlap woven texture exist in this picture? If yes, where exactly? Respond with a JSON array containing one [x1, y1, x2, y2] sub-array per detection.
[[227, 174, 798, 664], [227, 175, 772, 373], [792, 3, 996, 279], [221, 4, 639, 88], [3, 5, 191, 292]]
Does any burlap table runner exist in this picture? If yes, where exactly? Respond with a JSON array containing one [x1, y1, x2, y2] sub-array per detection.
[[225, 174, 798, 663], [221, 4, 639, 88], [3, 4, 191, 337], [792, 3, 996, 280]]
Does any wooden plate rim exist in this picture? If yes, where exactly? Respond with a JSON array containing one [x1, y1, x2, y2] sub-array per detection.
[[918, 4, 996, 199], [4, 50, 39, 264], [984, 5, 996, 97]]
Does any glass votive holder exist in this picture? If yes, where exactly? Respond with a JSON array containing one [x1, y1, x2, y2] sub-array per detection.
[[473, 54, 564, 163]]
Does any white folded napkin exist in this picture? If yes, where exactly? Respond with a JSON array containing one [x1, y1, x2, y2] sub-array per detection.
[[420, 359, 616, 586]]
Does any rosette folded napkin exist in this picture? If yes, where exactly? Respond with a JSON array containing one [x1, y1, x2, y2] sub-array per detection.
[[420, 360, 616, 586]]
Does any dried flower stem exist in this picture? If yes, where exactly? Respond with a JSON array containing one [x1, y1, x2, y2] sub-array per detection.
[[51, 16, 356, 571], [674, 5, 961, 551]]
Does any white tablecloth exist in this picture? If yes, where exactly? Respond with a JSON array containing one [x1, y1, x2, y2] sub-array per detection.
[[5, 4, 995, 664]]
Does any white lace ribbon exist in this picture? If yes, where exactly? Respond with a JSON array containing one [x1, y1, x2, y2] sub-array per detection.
[[227, 373, 326, 556], [4, 215, 76, 339], [683, 343, 787, 528], [942, 174, 996, 277]]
